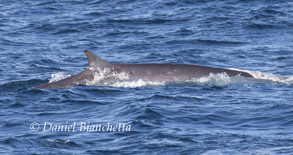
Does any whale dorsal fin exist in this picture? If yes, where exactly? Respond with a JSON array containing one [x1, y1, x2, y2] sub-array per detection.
[[84, 50, 111, 68]]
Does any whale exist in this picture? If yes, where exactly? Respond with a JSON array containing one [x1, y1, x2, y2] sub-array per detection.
[[35, 50, 254, 89]]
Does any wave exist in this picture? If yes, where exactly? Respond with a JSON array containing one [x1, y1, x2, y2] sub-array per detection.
[[0, 79, 43, 93], [201, 146, 293, 155], [47, 69, 293, 88], [166, 39, 247, 46]]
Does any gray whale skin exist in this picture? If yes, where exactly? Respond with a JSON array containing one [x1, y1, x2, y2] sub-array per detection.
[[35, 50, 254, 89]]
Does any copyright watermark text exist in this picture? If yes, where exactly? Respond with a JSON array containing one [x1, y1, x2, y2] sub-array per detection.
[[30, 122, 131, 132]]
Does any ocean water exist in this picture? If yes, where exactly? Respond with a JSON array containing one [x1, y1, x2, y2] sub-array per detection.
[[1, 0, 293, 154]]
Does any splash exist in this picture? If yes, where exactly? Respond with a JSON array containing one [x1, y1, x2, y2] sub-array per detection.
[[86, 71, 231, 87], [49, 71, 72, 83], [47, 69, 293, 88], [109, 79, 165, 88], [188, 72, 231, 87], [85, 68, 165, 87], [229, 68, 293, 85], [85, 68, 130, 86]]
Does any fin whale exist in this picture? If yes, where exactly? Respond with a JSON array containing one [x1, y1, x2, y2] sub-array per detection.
[[35, 50, 254, 89]]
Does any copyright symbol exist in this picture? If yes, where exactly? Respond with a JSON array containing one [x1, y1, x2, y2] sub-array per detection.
[[30, 122, 40, 132]]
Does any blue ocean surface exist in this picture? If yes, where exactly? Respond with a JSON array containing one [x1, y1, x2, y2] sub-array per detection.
[[1, 0, 293, 154]]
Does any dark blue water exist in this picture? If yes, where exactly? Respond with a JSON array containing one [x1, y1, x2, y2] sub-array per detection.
[[1, 0, 293, 154]]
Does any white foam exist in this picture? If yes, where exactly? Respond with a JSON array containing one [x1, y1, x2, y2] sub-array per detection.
[[143, 138, 183, 146], [188, 72, 231, 87], [201, 146, 293, 155], [49, 71, 72, 83], [110, 79, 165, 88], [47, 139, 71, 144], [106, 73, 231, 88], [85, 68, 130, 86], [229, 68, 293, 85], [85, 68, 165, 87], [254, 146, 293, 155]]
